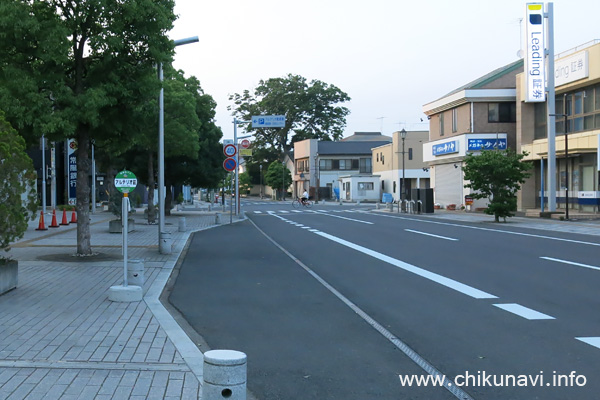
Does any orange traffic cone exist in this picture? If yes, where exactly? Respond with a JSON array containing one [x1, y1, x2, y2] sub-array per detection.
[[70, 210, 77, 224], [49, 209, 60, 228], [35, 211, 47, 231], [60, 209, 69, 225]]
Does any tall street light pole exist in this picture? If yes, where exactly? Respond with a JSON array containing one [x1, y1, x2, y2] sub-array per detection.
[[159, 36, 198, 252], [550, 94, 569, 220], [400, 128, 407, 211]]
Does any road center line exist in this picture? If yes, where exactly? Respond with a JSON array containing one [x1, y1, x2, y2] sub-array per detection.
[[311, 211, 374, 224], [540, 257, 600, 271], [312, 231, 497, 299], [405, 229, 458, 241], [493, 303, 555, 320]]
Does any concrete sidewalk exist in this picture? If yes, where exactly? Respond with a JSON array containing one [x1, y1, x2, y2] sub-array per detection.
[[0, 205, 227, 400]]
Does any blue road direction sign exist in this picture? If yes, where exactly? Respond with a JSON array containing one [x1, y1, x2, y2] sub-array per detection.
[[252, 115, 286, 128], [223, 157, 237, 172]]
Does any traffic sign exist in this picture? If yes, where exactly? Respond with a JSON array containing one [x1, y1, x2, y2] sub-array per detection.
[[223, 139, 234, 146], [240, 139, 250, 149], [251, 115, 286, 128], [115, 170, 138, 194], [223, 144, 237, 157], [223, 157, 237, 172]]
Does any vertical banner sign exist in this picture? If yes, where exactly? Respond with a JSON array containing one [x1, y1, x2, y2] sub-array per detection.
[[67, 139, 77, 205], [525, 3, 546, 102]]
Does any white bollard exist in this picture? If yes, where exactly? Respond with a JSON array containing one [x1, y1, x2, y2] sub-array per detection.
[[376, 203, 380, 210], [202, 350, 247, 400], [159, 231, 172, 254], [127, 259, 144, 287], [238, 210, 245, 220], [215, 213, 221, 225], [178, 217, 186, 232], [208, 203, 212, 211]]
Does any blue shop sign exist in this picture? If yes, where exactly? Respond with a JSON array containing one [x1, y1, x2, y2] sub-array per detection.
[[432, 141, 459, 156], [468, 138, 507, 151]]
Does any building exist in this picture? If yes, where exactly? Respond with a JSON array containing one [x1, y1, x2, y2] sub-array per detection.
[[371, 130, 430, 203], [422, 59, 523, 209], [293, 136, 390, 201], [518, 40, 600, 213]]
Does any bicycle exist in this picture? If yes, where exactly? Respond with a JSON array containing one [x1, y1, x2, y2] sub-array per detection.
[[292, 197, 313, 209]]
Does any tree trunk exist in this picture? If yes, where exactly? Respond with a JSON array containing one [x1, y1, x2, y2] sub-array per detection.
[[147, 152, 156, 224], [76, 127, 92, 255]]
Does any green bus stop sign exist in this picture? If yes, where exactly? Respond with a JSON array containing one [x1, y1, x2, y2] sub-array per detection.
[[115, 170, 137, 194]]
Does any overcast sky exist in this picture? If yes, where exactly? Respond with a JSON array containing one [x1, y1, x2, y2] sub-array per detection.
[[168, 0, 600, 141]]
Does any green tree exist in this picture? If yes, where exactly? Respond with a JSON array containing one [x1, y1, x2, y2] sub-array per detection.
[[228, 74, 351, 155], [239, 171, 253, 195], [264, 161, 292, 200], [0, 0, 176, 254], [462, 149, 532, 222], [0, 112, 37, 254]]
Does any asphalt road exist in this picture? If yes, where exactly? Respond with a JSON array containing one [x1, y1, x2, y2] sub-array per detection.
[[169, 201, 600, 399]]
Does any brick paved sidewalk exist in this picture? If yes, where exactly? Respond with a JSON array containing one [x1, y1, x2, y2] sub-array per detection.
[[0, 206, 225, 400]]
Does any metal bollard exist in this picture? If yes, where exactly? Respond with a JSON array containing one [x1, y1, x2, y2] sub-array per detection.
[[208, 203, 212, 211], [376, 202, 380, 210], [386, 203, 392, 211], [215, 213, 221, 225], [159, 231, 172, 255], [127, 259, 144, 287], [202, 350, 247, 400], [178, 217, 186, 232]]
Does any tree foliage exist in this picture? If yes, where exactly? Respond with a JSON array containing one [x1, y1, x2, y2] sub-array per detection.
[[0, 112, 37, 253], [228, 74, 351, 156], [0, 0, 177, 254], [462, 149, 532, 222], [264, 161, 292, 200]]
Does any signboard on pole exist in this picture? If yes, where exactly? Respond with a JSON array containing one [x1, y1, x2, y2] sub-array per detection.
[[251, 115, 286, 128], [67, 139, 77, 205], [223, 157, 237, 172], [115, 170, 138, 194], [223, 144, 237, 158], [525, 3, 546, 102], [240, 149, 253, 157]]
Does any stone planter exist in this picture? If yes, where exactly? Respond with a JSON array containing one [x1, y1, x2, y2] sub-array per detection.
[[0, 259, 18, 295], [109, 219, 135, 233]]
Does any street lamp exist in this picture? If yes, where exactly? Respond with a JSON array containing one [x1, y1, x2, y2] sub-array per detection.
[[400, 128, 407, 211], [158, 36, 198, 253], [550, 93, 569, 220]]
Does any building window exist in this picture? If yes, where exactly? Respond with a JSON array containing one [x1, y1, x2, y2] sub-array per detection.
[[408, 148, 413, 161], [382, 181, 385, 190], [319, 159, 332, 170], [452, 109, 458, 132], [393, 181, 396, 193], [296, 160, 304, 172], [358, 182, 374, 191], [488, 103, 516, 122], [359, 158, 372, 173], [439, 113, 444, 136]]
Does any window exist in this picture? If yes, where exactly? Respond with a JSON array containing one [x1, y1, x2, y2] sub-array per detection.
[[488, 103, 516, 122], [408, 148, 413, 161], [352, 159, 359, 169], [452, 109, 458, 132], [393, 181, 396, 193], [359, 158, 372, 173], [376, 153, 379, 162], [439, 113, 444, 136], [319, 159, 332, 170], [296, 160, 304, 172], [381, 181, 385, 190], [339, 159, 347, 170], [358, 182, 374, 191]]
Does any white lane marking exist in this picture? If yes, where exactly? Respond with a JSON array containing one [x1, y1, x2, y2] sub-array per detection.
[[315, 210, 374, 225], [361, 212, 600, 247], [296, 224, 305, 227], [302, 226, 311, 229], [405, 229, 458, 241], [313, 231, 497, 299], [254, 211, 262, 214], [493, 303, 555, 320], [249, 218, 475, 400], [291, 210, 302, 213], [279, 210, 289, 213], [309, 229, 320, 232], [540, 257, 600, 272], [576, 337, 600, 350]]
